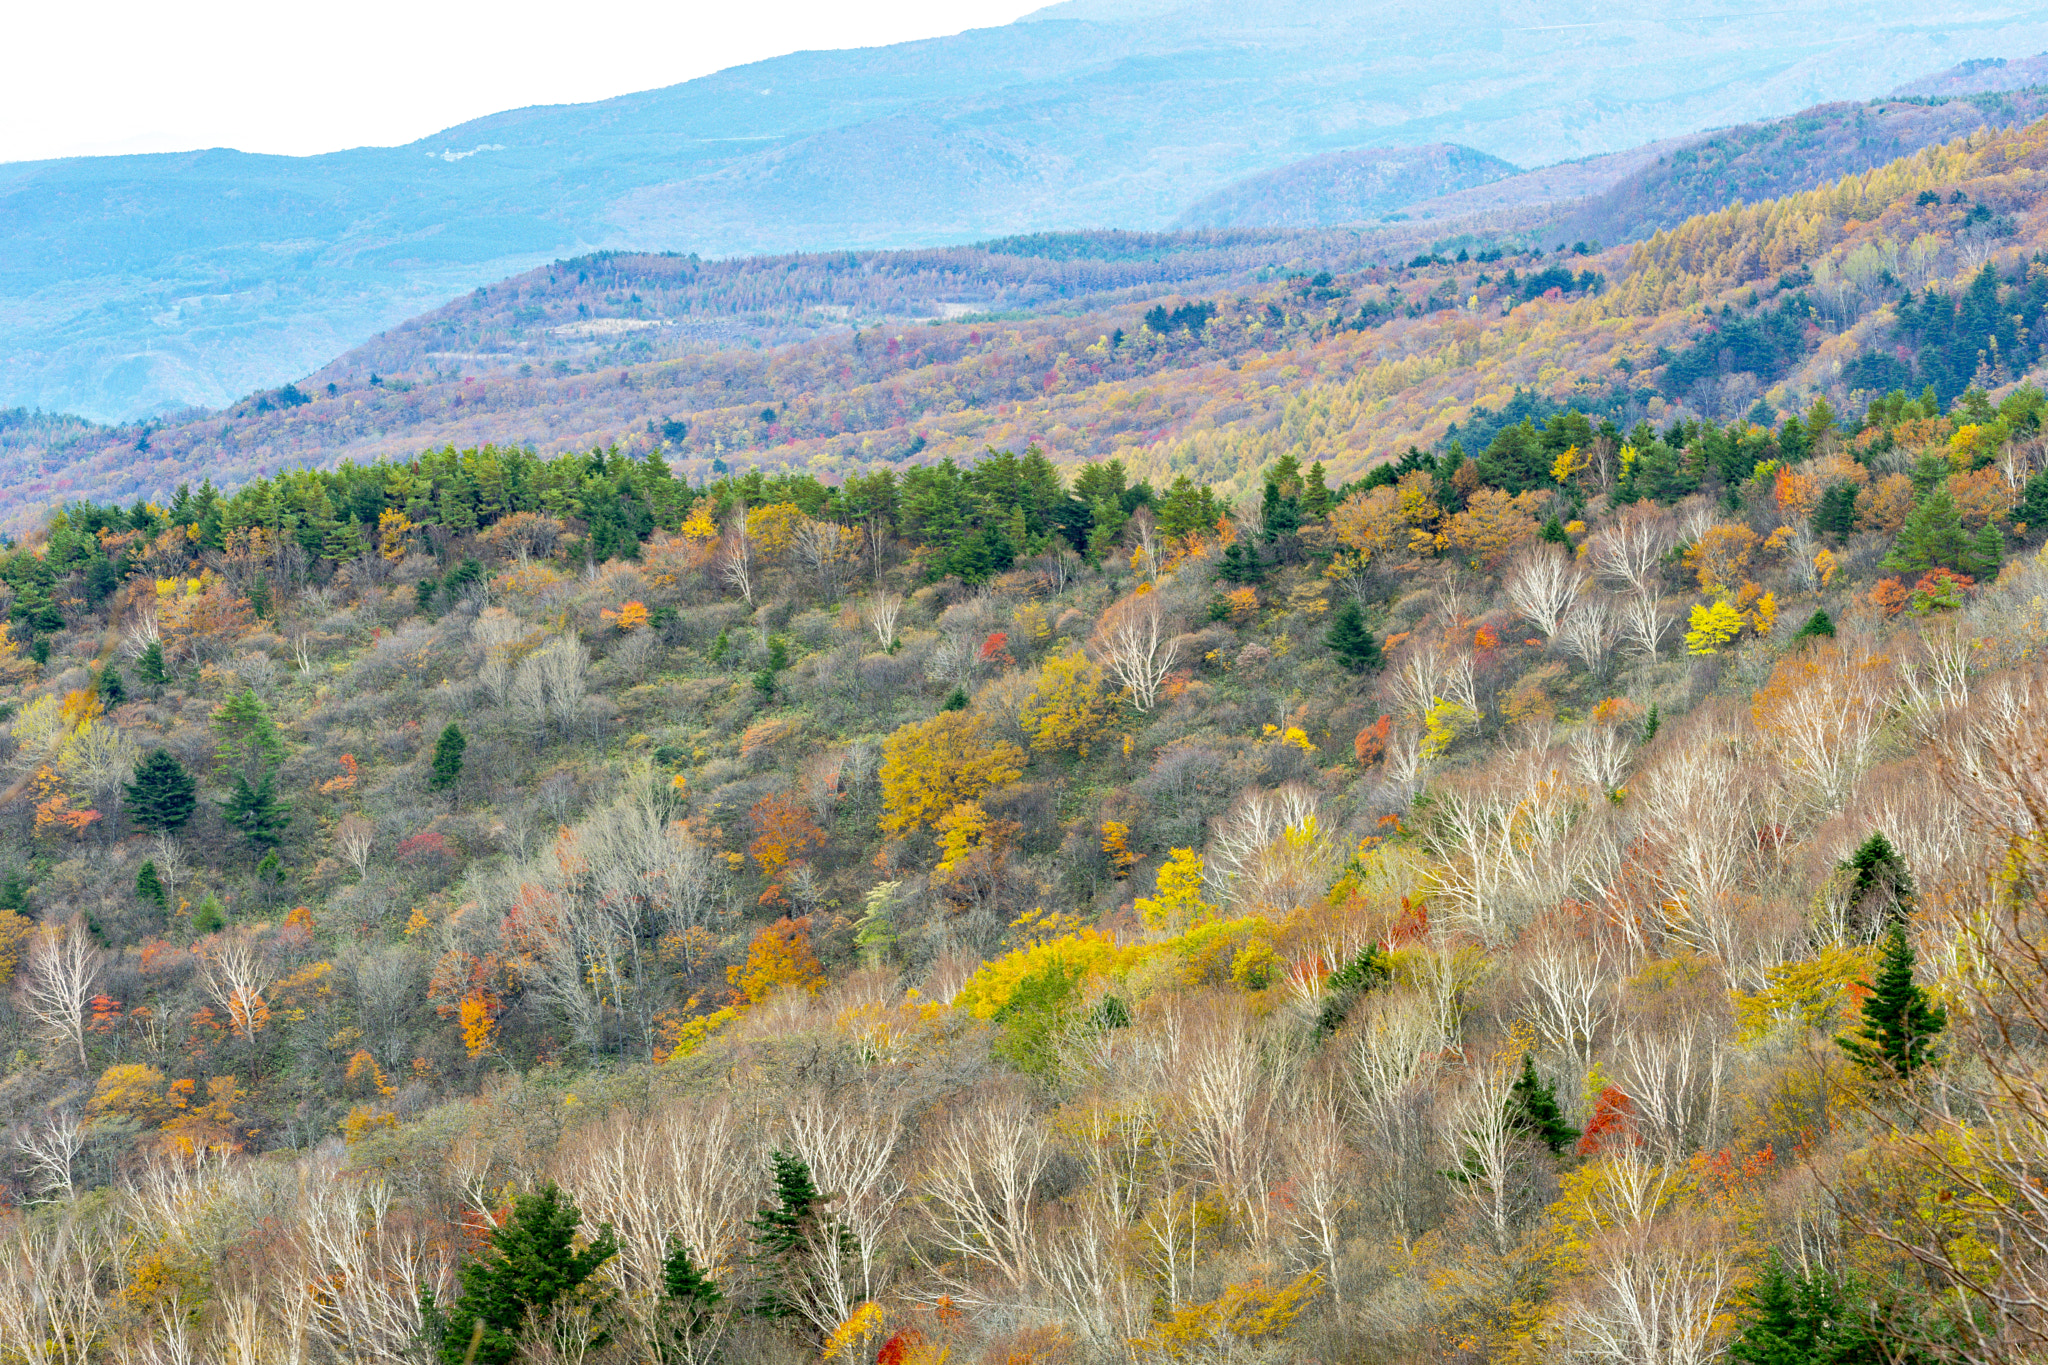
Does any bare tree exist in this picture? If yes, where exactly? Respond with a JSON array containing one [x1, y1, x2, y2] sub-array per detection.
[[334, 815, 374, 881], [917, 1095, 1051, 1308], [717, 513, 755, 606], [1589, 506, 1674, 597], [296, 1167, 454, 1364], [196, 932, 279, 1042], [1280, 1096, 1354, 1304], [18, 919, 103, 1068], [787, 1086, 906, 1305], [151, 831, 189, 910], [1089, 592, 1182, 712], [1618, 586, 1674, 661], [14, 1108, 84, 1200], [1558, 594, 1617, 674], [865, 590, 903, 651], [0, 1218, 108, 1365], [792, 517, 855, 599], [1504, 546, 1587, 642], [1445, 1049, 1521, 1253]]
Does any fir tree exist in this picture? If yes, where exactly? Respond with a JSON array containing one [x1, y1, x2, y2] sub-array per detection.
[[248, 574, 272, 620], [1962, 522, 2004, 579], [124, 750, 197, 832], [136, 860, 166, 911], [940, 686, 970, 712], [191, 893, 226, 933], [1792, 609, 1836, 642], [709, 628, 731, 665], [1839, 926, 1948, 1079], [1215, 540, 1265, 585], [96, 666, 126, 707], [429, 722, 467, 792], [1506, 1054, 1580, 1154], [746, 1151, 852, 1325], [1882, 484, 1971, 574], [416, 576, 440, 616], [653, 1239, 725, 1358], [1539, 514, 1571, 546], [1642, 703, 1660, 744], [136, 638, 169, 686], [220, 770, 291, 851], [437, 1182, 618, 1365], [1728, 1254, 1833, 1365], [1840, 832, 1913, 933], [212, 688, 284, 781], [1812, 482, 1859, 542], [1324, 601, 1383, 673], [2014, 470, 2048, 534]]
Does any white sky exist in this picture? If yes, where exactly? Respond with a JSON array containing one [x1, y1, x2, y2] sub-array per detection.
[[2, 1, 1046, 164]]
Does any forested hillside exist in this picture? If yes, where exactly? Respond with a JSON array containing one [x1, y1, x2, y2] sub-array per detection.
[[9, 108, 2048, 1365]]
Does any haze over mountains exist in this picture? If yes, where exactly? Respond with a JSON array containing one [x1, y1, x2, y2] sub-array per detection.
[[11, 0, 2048, 424]]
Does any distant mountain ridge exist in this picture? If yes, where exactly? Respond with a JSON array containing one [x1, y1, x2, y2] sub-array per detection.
[[12, 0, 2048, 422], [1172, 145, 1521, 229]]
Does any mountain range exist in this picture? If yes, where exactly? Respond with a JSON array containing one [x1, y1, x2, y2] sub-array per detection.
[[12, 0, 2048, 422]]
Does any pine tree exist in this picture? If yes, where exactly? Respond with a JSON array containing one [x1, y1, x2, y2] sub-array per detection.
[[1216, 540, 1265, 585], [1324, 601, 1383, 673], [1812, 482, 1859, 541], [940, 686, 970, 712], [438, 1182, 618, 1365], [1792, 609, 1836, 642], [1840, 832, 1913, 933], [429, 722, 467, 792], [1840, 926, 1947, 1079], [1506, 1054, 1580, 1154], [212, 688, 284, 781], [124, 750, 197, 832], [1962, 522, 2004, 579], [653, 1239, 725, 1357], [1728, 1254, 1830, 1365], [1882, 484, 1971, 574], [2015, 470, 2048, 534], [1642, 703, 1660, 744], [191, 893, 226, 934], [97, 666, 126, 707], [220, 770, 291, 850], [136, 639, 169, 686], [747, 1151, 852, 1324], [248, 574, 272, 620], [136, 860, 166, 911]]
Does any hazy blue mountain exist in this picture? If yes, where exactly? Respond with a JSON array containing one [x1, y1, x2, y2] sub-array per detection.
[[9, 0, 2048, 421], [1172, 145, 1522, 229]]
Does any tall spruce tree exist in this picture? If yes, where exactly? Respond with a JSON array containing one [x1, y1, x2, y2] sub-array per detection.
[[220, 770, 290, 851], [135, 860, 166, 911], [652, 1239, 726, 1360], [438, 1182, 618, 1365], [1840, 833, 1913, 934], [124, 750, 197, 832], [212, 687, 284, 781], [1839, 926, 1947, 1079], [429, 722, 467, 792], [1324, 600, 1383, 672], [1882, 484, 1971, 574], [746, 1151, 852, 1326]]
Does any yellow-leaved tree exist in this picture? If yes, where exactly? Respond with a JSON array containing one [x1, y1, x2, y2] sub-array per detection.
[[878, 711, 1024, 836], [1684, 599, 1745, 654], [1021, 649, 1115, 755], [1135, 848, 1214, 933]]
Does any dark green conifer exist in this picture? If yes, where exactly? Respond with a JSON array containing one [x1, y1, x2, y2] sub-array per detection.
[[1839, 926, 1947, 1079], [1324, 601, 1383, 673], [1215, 541, 1266, 585], [746, 1151, 852, 1324], [124, 750, 197, 832], [940, 686, 969, 712], [220, 770, 291, 850], [1882, 484, 1970, 574], [1792, 609, 1836, 642], [136, 639, 169, 686], [429, 722, 467, 792], [97, 666, 126, 707], [438, 1182, 618, 1365], [191, 893, 226, 934], [248, 574, 272, 620], [1506, 1054, 1580, 1154], [136, 860, 166, 911]]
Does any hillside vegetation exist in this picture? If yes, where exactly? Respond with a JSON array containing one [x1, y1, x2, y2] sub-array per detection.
[[8, 109, 2048, 1365], [16, 112, 2048, 540]]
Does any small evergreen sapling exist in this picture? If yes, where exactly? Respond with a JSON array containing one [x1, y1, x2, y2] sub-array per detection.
[[191, 893, 226, 934], [136, 639, 169, 686], [1507, 1054, 1580, 1154], [136, 860, 166, 911], [1792, 609, 1836, 642], [220, 770, 290, 850]]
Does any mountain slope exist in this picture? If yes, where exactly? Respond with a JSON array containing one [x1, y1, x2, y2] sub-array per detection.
[[13, 0, 2048, 422], [1172, 145, 1522, 229]]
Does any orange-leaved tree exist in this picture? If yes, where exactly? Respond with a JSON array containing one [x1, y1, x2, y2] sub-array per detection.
[[729, 917, 826, 1004], [748, 791, 827, 878], [879, 711, 1024, 837]]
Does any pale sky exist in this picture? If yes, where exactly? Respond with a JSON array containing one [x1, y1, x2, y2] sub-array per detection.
[[2, 1, 1047, 164]]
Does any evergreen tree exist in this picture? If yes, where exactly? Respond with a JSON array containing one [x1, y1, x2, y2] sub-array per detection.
[[136, 639, 169, 686], [1539, 514, 1571, 546], [939, 686, 970, 712], [438, 1182, 618, 1365], [136, 860, 166, 911], [746, 1151, 852, 1324], [1840, 926, 1948, 1079], [1840, 833, 1913, 932], [1728, 1254, 1833, 1365], [2014, 470, 2048, 534], [1215, 541, 1265, 585], [1792, 609, 1836, 642], [248, 574, 272, 620], [1962, 522, 2004, 579], [220, 770, 291, 850], [1506, 1054, 1580, 1154], [96, 666, 126, 707], [1882, 484, 1971, 574], [212, 688, 284, 781], [1260, 480, 1301, 541], [1324, 601, 1383, 673], [416, 576, 440, 616], [1812, 482, 1859, 541], [124, 750, 197, 832], [191, 893, 226, 933], [650, 1239, 725, 1361], [429, 722, 467, 792], [1642, 703, 1660, 744]]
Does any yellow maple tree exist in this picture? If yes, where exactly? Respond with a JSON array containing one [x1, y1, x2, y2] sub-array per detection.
[[878, 711, 1024, 836]]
